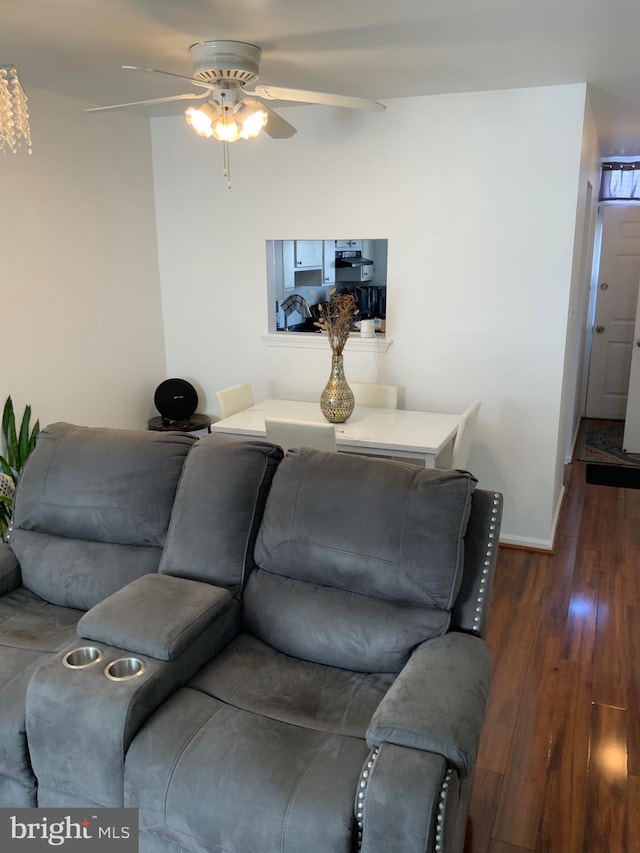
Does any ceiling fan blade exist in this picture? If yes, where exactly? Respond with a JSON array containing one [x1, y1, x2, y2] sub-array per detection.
[[86, 92, 208, 113], [242, 99, 297, 139], [251, 85, 386, 113], [122, 65, 215, 92]]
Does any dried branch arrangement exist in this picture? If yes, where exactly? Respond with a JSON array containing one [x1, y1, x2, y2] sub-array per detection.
[[314, 291, 359, 355]]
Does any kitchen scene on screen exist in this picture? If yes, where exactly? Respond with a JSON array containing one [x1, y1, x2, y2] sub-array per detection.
[[266, 239, 388, 335]]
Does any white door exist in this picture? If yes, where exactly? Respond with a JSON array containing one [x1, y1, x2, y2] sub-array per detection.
[[585, 205, 640, 418], [623, 286, 640, 450]]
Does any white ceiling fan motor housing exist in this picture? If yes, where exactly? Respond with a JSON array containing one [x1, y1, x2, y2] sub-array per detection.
[[189, 41, 261, 86]]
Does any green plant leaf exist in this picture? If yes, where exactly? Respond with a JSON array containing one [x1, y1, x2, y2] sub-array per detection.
[[2, 396, 17, 469], [2, 398, 40, 476], [1, 396, 13, 441], [0, 506, 10, 542], [7, 415, 18, 471], [0, 492, 12, 537], [29, 420, 40, 452], [17, 404, 33, 469], [0, 456, 17, 483]]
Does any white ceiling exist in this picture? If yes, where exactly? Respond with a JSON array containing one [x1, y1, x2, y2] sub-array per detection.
[[4, 0, 640, 156]]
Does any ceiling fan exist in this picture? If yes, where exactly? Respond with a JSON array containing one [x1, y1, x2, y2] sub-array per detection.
[[87, 40, 386, 187]]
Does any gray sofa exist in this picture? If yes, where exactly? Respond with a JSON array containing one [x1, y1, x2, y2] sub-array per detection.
[[4, 423, 501, 853]]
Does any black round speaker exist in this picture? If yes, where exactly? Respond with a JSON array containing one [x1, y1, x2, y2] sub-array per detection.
[[154, 379, 198, 421]]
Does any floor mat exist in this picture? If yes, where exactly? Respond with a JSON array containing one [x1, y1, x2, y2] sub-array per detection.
[[575, 418, 640, 467], [586, 463, 640, 488]]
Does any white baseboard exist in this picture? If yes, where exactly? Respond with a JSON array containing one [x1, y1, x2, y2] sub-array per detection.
[[499, 533, 554, 552]]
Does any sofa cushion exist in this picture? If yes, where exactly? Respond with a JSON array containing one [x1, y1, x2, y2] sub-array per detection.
[[159, 437, 283, 593], [125, 687, 370, 853], [11, 423, 194, 609], [243, 570, 449, 672], [13, 423, 194, 546], [249, 450, 476, 670], [254, 449, 476, 609], [8, 532, 163, 612], [189, 633, 395, 737]]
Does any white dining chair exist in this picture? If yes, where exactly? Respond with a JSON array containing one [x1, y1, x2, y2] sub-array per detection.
[[265, 417, 337, 453], [350, 382, 398, 409], [216, 382, 254, 419], [450, 401, 481, 470]]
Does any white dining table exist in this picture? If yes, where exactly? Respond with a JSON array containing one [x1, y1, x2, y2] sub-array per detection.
[[212, 399, 461, 468]]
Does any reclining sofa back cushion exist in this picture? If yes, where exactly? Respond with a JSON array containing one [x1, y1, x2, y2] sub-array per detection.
[[159, 437, 284, 593], [10, 422, 195, 610], [248, 449, 477, 673]]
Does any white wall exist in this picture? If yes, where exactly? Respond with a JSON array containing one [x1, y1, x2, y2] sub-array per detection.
[[151, 83, 588, 548], [0, 88, 166, 430], [560, 90, 601, 472]]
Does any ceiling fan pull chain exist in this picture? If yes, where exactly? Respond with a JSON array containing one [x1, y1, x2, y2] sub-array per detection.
[[222, 138, 231, 189]]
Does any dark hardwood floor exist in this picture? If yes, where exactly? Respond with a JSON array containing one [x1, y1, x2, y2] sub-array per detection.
[[467, 459, 640, 853]]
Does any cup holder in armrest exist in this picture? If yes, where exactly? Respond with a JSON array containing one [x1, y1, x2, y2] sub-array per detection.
[[62, 646, 103, 669], [104, 657, 146, 682]]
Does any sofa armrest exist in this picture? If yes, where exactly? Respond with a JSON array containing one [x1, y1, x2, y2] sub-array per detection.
[[77, 573, 234, 661], [0, 542, 20, 594], [27, 574, 241, 808], [366, 632, 491, 777]]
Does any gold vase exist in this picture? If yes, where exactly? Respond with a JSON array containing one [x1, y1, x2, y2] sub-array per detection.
[[320, 353, 355, 423]]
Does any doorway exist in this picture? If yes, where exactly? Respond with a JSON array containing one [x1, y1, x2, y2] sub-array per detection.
[[584, 203, 640, 419]]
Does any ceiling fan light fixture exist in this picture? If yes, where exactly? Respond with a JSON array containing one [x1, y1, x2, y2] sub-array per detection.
[[237, 104, 268, 139], [185, 102, 218, 138], [185, 97, 267, 190], [186, 99, 267, 143], [211, 110, 241, 142]]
